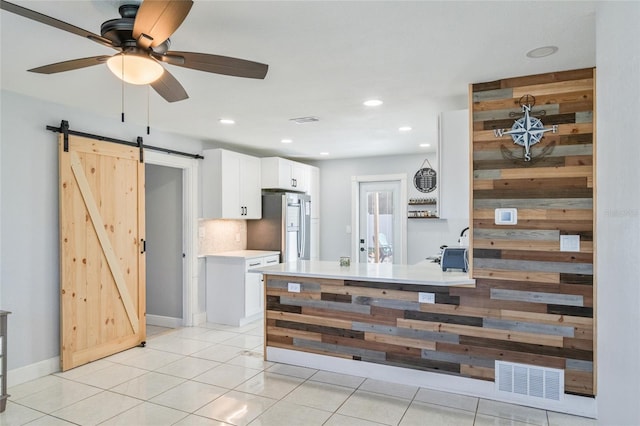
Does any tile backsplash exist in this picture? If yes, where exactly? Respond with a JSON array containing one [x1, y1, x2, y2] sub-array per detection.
[[199, 219, 246, 254]]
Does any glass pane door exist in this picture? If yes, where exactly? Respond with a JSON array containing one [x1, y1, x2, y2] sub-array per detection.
[[358, 181, 401, 264]]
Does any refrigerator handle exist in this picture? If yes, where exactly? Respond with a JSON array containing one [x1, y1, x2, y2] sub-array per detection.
[[299, 201, 306, 258]]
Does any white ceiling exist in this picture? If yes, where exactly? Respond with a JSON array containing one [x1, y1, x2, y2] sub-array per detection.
[[0, 0, 596, 160]]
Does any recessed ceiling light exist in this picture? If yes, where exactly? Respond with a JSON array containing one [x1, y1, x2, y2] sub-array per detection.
[[526, 46, 559, 58], [219, 118, 235, 125], [319, 152, 330, 156], [363, 99, 383, 107], [399, 126, 412, 132], [419, 143, 431, 148], [281, 139, 293, 144]]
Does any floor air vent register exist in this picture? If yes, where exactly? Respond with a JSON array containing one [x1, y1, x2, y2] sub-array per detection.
[[495, 361, 564, 402]]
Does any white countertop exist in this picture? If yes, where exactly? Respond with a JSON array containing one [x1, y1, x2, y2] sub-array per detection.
[[251, 260, 475, 287], [200, 250, 280, 260]]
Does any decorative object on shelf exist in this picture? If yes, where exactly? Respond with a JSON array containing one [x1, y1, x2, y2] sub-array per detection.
[[413, 157, 437, 193], [408, 210, 438, 218], [409, 197, 437, 205], [493, 95, 558, 162], [339, 256, 351, 267]]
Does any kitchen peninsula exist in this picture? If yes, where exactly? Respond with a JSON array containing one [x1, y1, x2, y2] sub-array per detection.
[[255, 260, 478, 392]]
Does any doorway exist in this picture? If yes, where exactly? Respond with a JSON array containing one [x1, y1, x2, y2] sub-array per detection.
[[351, 174, 407, 264], [145, 151, 199, 327], [145, 164, 183, 327]]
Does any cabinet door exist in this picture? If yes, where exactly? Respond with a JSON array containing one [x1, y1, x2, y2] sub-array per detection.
[[244, 259, 263, 317], [291, 162, 309, 192], [261, 157, 310, 192], [203, 149, 262, 219], [221, 152, 243, 218], [241, 156, 262, 219]]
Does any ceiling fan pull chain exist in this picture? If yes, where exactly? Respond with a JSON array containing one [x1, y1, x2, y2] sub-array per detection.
[[121, 56, 125, 123], [147, 85, 151, 135]]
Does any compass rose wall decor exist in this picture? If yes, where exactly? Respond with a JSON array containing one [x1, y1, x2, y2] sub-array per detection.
[[493, 95, 558, 161]]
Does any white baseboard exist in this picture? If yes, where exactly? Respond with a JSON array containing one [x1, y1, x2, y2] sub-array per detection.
[[192, 311, 206, 326], [146, 314, 183, 328], [8, 356, 60, 387], [266, 347, 597, 419]]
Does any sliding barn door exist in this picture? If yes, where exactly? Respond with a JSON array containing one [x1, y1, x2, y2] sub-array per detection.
[[59, 134, 145, 371]]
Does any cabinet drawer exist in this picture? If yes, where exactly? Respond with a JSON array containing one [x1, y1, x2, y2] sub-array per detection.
[[246, 259, 263, 270], [263, 255, 280, 266]]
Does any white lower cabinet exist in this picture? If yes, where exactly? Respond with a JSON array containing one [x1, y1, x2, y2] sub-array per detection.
[[206, 251, 279, 326]]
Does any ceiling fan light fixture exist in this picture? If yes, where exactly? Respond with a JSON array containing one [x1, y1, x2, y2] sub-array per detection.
[[106, 53, 164, 85]]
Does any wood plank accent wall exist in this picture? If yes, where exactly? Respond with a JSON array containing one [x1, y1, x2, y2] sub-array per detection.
[[470, 68, 595, 396], [265, 68, 595, 398]]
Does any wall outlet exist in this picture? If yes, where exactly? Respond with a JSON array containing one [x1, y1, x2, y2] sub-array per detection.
[[235, 232, 241, 243], [287, 282, 301, 293], [418, 292, 435, 304]]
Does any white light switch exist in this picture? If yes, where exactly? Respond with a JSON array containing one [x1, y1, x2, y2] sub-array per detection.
[[287, 282, 301, 293], [418, 292, 435, 304], [560, 235, 580, 252]]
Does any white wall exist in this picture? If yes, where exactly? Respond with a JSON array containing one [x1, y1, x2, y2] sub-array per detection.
[[146, 164, 183, 320], [316, 154, 469, 264], [595, 2, 640, 424], [0, 90, 206, 371]]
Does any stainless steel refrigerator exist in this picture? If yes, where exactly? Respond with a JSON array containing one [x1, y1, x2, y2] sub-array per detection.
[[247, 192, 311, 263]]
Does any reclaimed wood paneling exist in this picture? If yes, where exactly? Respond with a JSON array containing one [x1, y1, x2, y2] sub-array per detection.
[[470, 68, 595, 396]]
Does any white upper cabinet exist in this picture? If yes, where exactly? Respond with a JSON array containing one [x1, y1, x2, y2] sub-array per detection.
[[261, 157, 309, 193], [202, 148, 262, 219]]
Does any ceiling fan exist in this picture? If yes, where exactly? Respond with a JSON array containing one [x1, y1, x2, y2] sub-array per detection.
[[0, 0, 269, 102]]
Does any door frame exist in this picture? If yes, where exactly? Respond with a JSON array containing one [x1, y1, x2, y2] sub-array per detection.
[[145, 151, 199, 326], [351, 174, 408, 264]]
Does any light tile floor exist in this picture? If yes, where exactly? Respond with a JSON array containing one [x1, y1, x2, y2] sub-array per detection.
[[2, 321, 598, 426]]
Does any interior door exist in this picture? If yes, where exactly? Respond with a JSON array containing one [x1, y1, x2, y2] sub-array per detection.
[[59, 134, 145, 371], [358, 181, 402, 264]]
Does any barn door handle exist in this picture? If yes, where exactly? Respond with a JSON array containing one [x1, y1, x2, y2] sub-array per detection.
[[140, 239, 146, 254]]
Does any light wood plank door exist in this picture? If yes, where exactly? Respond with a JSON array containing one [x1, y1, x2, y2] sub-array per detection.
[[59, 134, 146, 371]]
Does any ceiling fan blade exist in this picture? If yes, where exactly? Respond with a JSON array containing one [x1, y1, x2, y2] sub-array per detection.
[[157, 51, 268, 79], [28, 56, 111, 74], [150, 68, 188, 103], [0, 0, 116, 50], [133, 0, 193, 49]]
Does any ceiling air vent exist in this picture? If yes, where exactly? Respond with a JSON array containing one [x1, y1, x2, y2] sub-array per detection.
[[495, 361, 564, 402], [289, 116, 319, 124]]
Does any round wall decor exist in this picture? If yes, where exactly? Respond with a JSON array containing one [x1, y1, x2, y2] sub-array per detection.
[[413, 158, 437, 193]]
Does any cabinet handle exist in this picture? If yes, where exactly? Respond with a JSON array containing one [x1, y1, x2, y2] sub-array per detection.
[[249, 262, 261, 267], [266, 259, 278, 264]]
